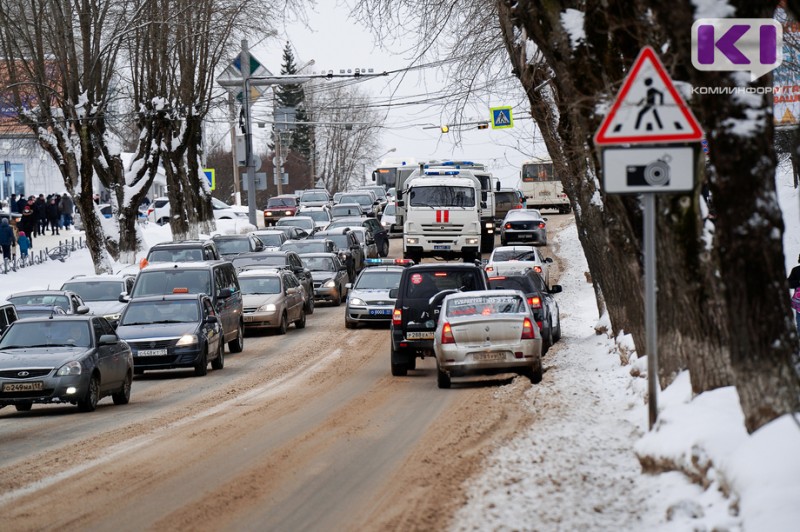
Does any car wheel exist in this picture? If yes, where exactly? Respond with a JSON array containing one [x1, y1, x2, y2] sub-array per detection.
[[278, 313, 288, 335], [345, 317, 357, 329], [194, 348, 208, 377], [228, 322, 244, 353], [77, 375, 100, 412], [407, 356, 417, 370], [157, 217, 169, 226], [211, 340, 225, 370], [553, 316, 562, 342], [379, 240, 389, 257], [437, 364, 451, 389], [542, 324, 553, 355], [390, 344, 408, 376], [295, 310, 307, 329], [15, 401, 33, 412], [112, 372, 132, 405], [305, 295, 315, 315], [522, 361, 543, 384], [134, 368, 144, 376]]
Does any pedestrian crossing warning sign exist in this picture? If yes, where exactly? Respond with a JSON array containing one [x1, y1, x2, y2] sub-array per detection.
[[203, 168, 216, 191], [490, 106, 514, 129], [594, 46, 703, 145]]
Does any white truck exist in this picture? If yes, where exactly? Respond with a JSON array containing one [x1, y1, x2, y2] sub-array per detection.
[[398, 170, 483, 263]]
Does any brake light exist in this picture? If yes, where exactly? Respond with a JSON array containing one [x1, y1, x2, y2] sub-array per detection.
[[538, 222, 546, 229], [534, 266, 542, 273], [394, 258, 413, 265], [434, 272, 448, 277], [512, 204, 522, 209], [173, 287, 189, 294], [527, 296, 542, 309], [488, 276, 506, 281], [521, 317, 536, 339], [504, 223, 511, 229], [147, 207, 154, 215], [392, 308, 402, 326], [485, 266, 494, 273], [441, 322, 455, 344]]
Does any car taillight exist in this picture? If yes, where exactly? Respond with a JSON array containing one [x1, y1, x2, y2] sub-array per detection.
[[504, 223, 511, 229], [147, 207, 154, 215], [534, 266, 542, 273], [392, 308, 402, 326], [538, 222, 546, 229], [441, 322, 455, 344], [521, 317, 536, 339], [527, 296, 542, 309], [513, 204, 522, 209]]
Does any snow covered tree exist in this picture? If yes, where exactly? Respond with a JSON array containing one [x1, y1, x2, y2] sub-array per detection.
[[276, 42, 312, 160]]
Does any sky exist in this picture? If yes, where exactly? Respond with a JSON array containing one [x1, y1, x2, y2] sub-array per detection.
[[234, 1, 546, 187]]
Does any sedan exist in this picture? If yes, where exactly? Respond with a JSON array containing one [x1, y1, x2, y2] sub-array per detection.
[[276, 216, 317, 235], [0, 316, 133, 412], [484, 245, 553, 288], [433, 290, 543, 388], [500, 209, 547, 246], [239, 269, 306, 333], [344, 259, 409, 328], [211, 233, 264, 259], [249, 229, 287, 250], [270, 225, 309, 241], [115, 294, 224, 377], [299, 253, 350, 305]]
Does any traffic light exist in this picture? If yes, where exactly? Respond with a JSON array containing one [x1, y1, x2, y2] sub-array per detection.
[[440, 125, 449, 133], [477, 122, 489, 130]]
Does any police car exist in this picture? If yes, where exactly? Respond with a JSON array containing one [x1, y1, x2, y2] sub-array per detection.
[[344, 258, 414, 329]]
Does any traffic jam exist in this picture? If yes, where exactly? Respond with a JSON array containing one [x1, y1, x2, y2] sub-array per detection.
[[0, 159, 564, 411]]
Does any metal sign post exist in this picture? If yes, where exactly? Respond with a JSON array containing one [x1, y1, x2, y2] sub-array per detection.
[[643, 193, 658, 429], [240, 40, 258, 226]]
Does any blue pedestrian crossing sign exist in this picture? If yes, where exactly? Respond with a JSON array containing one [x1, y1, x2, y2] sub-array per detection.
[[203, 168, 216, 191], [490, 106, 514, 129]]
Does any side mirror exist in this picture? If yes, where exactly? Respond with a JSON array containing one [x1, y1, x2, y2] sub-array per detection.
[[76, 305, 90, 315], [374, 200, 380, 205], [98, 334, 118, 345], [371, 171, 378, 182], [119, 292, 130, 303], [345, 282, 352, 289], [549, 284, 563, 294], [545, 257, 554, 263], [218, 287, 232, 299], [205, 315, 218, 323], [396, 190, 403, 200], [388, 288, 399, 299], [543, 217, 548, 221], [495, 181, 501, 191]]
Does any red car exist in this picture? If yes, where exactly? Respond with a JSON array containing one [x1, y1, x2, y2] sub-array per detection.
[[264, 195, 300, 225]]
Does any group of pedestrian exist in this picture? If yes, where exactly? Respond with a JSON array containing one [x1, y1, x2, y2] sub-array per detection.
[[6, 192, 74, 238]]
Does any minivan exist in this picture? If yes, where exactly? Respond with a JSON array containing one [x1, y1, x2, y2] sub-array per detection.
[[126, 261, 244, 353]]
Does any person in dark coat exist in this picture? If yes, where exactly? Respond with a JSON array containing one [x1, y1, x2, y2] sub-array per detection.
[[0, 218, 15, 261], [33, 194, 47, 236], [789, 254, 800, 290], [46, 197, 60, 235], [60, 193, 74, 229], [8, 194, 16, 211], [18, 205, 35, 244], [15, 195, 27, 214]]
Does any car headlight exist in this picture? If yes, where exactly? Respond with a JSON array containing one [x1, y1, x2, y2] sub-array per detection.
[[349, 297, 366, 306], [406, 237, 418, 245], [57, 360, 82, 376], [176, 334, 198, 347], [265, 211, 273, 216], [381, 221, 389, 228], [259, 303, 277, 312], [285, 210, 292, 215], [324, 279, 336, 288], [103, 313, 121, 322], [466, 238, 479, 245]]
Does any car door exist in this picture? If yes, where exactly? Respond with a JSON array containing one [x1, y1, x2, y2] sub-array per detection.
[[283, 273, 302, 321], [213, 266, 233, 341], [365, 219, 388, 255], [91, 318, 119, 390], [99, 317, 130, 384], [202, 297, 222, 355], [333, 257, 348, 296], [348, 233, 364, 271]]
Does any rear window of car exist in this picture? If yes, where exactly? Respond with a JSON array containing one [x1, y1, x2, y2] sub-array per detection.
[[214, 238, 252, 254], [239, 277, 282, 295], [488, 276, 535, 293], [403, 270, 481, 301], [132, 270, 212, 298], [496, 192, 517, 204], [148, 248, 204, 262], [445, 294, 525, 317], [492, 249, 537, 261]]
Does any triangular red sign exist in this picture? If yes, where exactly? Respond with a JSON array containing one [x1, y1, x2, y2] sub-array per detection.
[[594, 46, 703, 145]]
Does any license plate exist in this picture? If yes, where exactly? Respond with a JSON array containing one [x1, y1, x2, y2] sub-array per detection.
[[2, 381, 44, 392], [137, 348, 168, 357], [433, 245, 451, 250], [244, 315, 259, 322], [369, 309, 392, 315], [473, 351, 506, 362], [406, 331, 434, 340], [517, 233, 531, 238]]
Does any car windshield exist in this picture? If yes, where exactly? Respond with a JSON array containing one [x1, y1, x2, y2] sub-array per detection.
[[492, 249, 537, 262], [232, 256, 285, 269], [355, 270, 402, 290], [326, 220, 359, 230], [253, 233, 283, 247], [61, 280, 124, 301], [268, 197, 296, 207], [301, 256, 336, 271], [121, 300, 200, 325], [211, 198, 230, 209], [148, 248, 204, 262], [445, 294, 525, 317], [214, 238, 251, 254], [340, 194, 372, 206], [277, 218, 314, 230], [301, 192, 328, 202], [304, 211, 331, 223], [239, 277, 281, 295], [360, 188, 386, 199], [409, 186, 475, 208], [8, 294, 70, 312], [282, 241, 326, 253], [404, 270, 480, 300], [314, 234, 348, 249], [382, 204, 396, 215], [132, 270, 212, 297], [1, 321, 92, 348], [153, 199, 169, 208]]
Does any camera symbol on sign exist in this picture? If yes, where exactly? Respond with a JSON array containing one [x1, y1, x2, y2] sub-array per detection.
[[626, 155, 671, 187]]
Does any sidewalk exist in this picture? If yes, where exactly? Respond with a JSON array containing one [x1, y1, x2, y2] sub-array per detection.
[[3, 227, 86, 271]]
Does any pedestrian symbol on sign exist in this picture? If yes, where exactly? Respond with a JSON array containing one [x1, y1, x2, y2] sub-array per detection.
[[632, 78, 665, 131]]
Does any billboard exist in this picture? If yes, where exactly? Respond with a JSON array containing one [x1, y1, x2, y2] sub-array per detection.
[[774, 4, 800, 125]]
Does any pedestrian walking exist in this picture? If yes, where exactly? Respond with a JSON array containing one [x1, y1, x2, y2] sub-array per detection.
[[0, 218, 16, 262], [789, 254, 800, 290], [34, 194, 47, 236], [46, 197, 60, 235], [17, 230, 29, 263], [15, 195, 27, 214], [60, 193, 74, 229], [18, 206, 35, 244]]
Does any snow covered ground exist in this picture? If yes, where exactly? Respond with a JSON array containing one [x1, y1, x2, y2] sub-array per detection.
[[452, 169, 800, 532]]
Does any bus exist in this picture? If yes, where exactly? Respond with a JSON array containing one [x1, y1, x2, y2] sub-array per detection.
[[519, 159, 571, 214], [371, 158, 417, 190]]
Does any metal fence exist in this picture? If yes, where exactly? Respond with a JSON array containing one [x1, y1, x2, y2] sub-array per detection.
[[1, 236, 86, 274]]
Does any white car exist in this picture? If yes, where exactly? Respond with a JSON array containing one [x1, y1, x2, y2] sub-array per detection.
[[298, 206, 333, 231], [147, 197, 247, 225], [484, 245, 553, 288], [433, 289, 543, 388], [380, 202, 399, 235]]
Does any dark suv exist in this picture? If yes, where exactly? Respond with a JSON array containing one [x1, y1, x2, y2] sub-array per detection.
[[127, 261, 244, 353], [230, 251, 314, 314], [146, 240, 220, 264], [389, 263, 489, 376], [488, 269, 562, 353]]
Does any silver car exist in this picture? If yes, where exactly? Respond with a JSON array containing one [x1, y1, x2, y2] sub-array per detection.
[[60, 274, 135, 327], [500, 209, 547, 246], [344, 259, 409, 328], [239, 269, 306, 334], [484, 245, 553, 288], [299, 253, 350, 305], [433, 290, 543, 388]]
